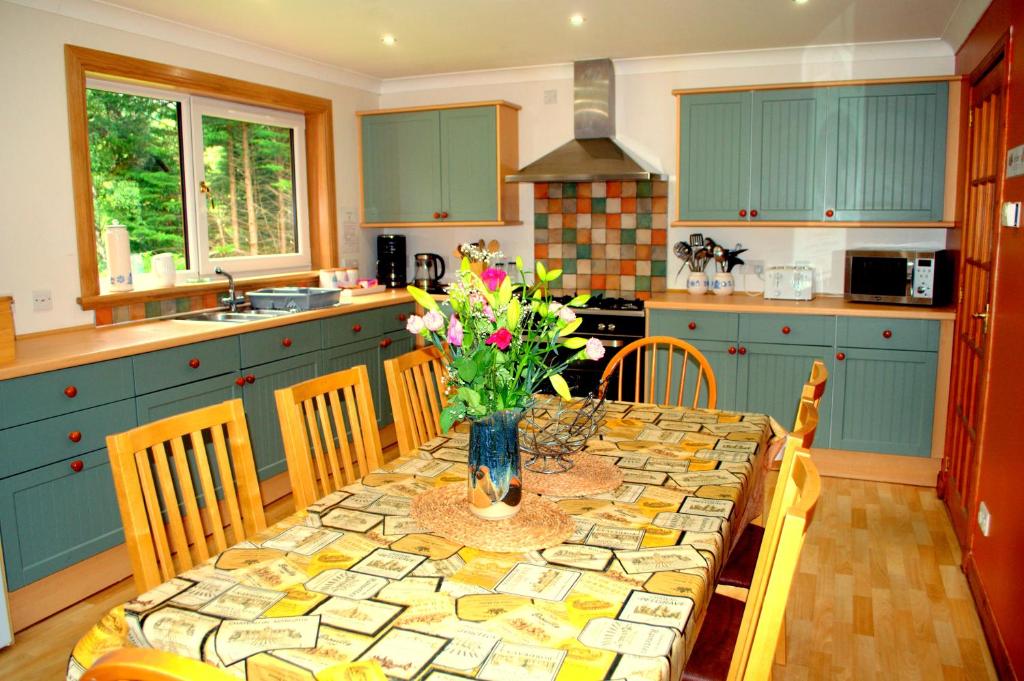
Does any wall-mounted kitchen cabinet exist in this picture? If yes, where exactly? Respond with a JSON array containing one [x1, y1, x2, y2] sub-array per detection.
[[359, 101, 520, 227], [676, 79, 953, 227]]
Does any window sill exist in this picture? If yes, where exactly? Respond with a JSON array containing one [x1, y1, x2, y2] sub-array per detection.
[[77, 270, 320, 310]]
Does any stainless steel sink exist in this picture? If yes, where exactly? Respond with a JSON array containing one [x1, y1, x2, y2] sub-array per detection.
[[176, 308, 298, 323]]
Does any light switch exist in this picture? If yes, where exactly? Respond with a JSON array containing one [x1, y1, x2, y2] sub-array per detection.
[[1001, 202, 1021, 228]]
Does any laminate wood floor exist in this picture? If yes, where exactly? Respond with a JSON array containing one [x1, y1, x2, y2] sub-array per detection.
[[0, 478, 997, 680]]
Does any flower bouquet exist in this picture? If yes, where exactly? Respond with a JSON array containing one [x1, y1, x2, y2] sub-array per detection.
[[404, 258, 605, 519]]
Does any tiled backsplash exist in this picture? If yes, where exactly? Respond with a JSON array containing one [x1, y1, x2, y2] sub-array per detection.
[[533, 180, 668, 299]]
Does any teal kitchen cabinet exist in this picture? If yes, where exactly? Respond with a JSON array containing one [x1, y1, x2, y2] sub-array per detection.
[[0, 358, 134, 429], [825, 82, 948, 222], [736, 343, 834, 433], [135, 373, 242, 425], [678, 92, 751, 221], [322, 330, 414, 428], [648, 310, 740, 409], [359, 102, 519, 226], [376, 334, 415, 426]]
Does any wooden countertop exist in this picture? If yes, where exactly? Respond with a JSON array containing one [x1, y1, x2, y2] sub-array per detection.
[[647, 292, 957, 320], [0, 290, 418, 381]]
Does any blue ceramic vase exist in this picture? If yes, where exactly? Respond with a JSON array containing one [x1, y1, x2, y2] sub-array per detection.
[[467, 409, 524, 519]]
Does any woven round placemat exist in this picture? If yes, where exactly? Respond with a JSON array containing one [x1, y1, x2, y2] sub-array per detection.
[[523, 454, 624, 498], [411, 484, 574, 552]]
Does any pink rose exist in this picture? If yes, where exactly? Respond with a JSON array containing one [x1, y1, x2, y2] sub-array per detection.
[[447, 314, 464, 347], [485, 327, 513, 350], [423, 309, 444, 332], [405, 315, 425, 334], [558, 306, 576, 324], [584, 337, 605, 361], [481, 268, 507, 291], [482, 303, 496, 322]]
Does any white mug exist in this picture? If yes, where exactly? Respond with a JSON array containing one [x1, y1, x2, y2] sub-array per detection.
[[340, 268, 359, 287], [686, 271, 709, 295], [151, 253, 176, 287], [319, 268, 343, 288], [712, 272, 735, 296]]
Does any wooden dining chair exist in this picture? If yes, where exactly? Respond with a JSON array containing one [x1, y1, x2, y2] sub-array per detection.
[[384, 346, 449, 455], [800, 359, 829, 415], [683, 446, 821, 681], [83, 648, 236, 681], [599, 336, 717, 408], [106, 399, 266, 594], [275, 365, 383, 511]]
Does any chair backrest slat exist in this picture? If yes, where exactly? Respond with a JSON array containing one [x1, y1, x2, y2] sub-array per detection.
[[600, 336, 717, 409], [106, 399, 266, 594], [276, 366, 383, 511], [384, 347, 450, 455]]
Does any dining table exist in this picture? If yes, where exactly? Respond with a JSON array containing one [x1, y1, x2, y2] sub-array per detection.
[[67, 397, 774, 681]]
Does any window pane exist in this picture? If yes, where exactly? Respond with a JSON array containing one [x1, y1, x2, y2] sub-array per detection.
[[86, 88, 187, 275], [201, 116, 298, 258]]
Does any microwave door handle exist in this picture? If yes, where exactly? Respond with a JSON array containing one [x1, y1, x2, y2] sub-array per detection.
[[906, 261, 915, 282]]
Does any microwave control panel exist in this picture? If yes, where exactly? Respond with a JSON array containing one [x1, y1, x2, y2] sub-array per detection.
[[912, 258, 936, 299]]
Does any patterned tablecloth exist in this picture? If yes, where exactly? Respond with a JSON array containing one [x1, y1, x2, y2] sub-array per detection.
[[68, 399, 770, 681]]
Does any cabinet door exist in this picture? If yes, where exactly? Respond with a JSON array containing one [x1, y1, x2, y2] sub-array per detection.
[[678, 92, 751, 220], [749, 88, 828, 221], [825, 82, 948, 222], [323, 338, 385, 426], [136, 373, 241, 426], [0, 449, 123, 590], [376, 334, 415, 426], [736, 343, 834, 439], [242, 353, 320, 481], [830, 348, 937, 455], [361, 111, 442, 223], [440, 107, 498, 221]]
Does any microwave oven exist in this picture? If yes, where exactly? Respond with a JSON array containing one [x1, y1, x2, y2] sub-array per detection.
[[844, 249, 954, 306]]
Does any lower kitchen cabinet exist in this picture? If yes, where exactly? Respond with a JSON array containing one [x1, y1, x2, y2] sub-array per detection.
[[0, 449, 124, 590], [322, 332, 414, 427], [736, 343, 834, 432], [829, 347, 937, 455], [651, 340, 739, 410], [377, 334, 415, 425], [242, 352, 320, 481], [135, 373, 242, 424]]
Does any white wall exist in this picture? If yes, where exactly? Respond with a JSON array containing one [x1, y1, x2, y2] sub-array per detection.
[[0, 0, 378, 334], [379, 40, 955, 293]]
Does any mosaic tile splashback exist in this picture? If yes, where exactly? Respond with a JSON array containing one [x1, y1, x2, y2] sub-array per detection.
[[533, 180, 668, 299]]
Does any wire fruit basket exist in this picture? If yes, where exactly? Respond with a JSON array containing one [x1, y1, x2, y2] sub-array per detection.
[[520, 390, 607, 474]]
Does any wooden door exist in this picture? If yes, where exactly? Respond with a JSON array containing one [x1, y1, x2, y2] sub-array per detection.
[[360, 111, 442, 223], [942, 58, 1004, 546], [749, 88, 829, 221], [440, 106, 498, 221], [678, 92, 752, 220]]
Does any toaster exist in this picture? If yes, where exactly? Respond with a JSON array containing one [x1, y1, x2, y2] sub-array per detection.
[[763, 266, 814, 301]]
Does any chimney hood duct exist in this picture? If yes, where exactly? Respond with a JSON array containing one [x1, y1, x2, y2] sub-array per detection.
[[506, 59, 666, 183]]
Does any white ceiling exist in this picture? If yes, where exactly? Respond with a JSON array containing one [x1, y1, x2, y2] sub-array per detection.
[[94, 0, 980, 80]]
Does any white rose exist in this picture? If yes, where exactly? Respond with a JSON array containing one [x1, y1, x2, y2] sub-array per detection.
[[423, 309, 444, 332], [558, 306, 577, 324], [584, 337, 605, 361], [406, 315, 425, 334]]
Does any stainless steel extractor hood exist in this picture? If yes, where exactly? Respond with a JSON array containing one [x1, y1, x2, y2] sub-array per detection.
[[506, 59, 666, 183]]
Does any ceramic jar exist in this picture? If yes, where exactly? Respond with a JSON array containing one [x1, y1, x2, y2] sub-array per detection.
[[712, 272, 735, 296], [686, 271, 709, 295]]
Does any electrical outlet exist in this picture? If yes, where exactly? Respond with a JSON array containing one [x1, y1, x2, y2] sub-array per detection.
[[32, 289, 53, 312], [544, 89, 558, 105], [747, 260, 765, 276], [977, 501, 992, 537]]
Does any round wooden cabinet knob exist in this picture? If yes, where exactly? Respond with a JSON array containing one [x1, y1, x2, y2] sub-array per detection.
[[440, 212, 449, 219], [782, 326, 791, 335], [188, 358, 201, 369], [836, 352, 846, 361], [738, 346, 747, 355], [380, 337, 392, 348], [750, 209, 759, 218], [688, 321, 697, 330], [398, 313, 407, 321], [739, 209, 747, 218], [882, 329, 893, 339], [64, 385, 78, 398], [70, 460, 84, 473], [235, 377, 246, 387], [728, 346, 737, 355], [245, 374, 256, 384], [68, 431, 82, 443], [282, 337, 293, 348], [825, 209, 835, 218], [433, 212, 441, 219], [353, 324, 362, 333]]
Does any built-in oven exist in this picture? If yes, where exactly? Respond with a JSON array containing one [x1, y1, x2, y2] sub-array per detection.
[[844, 249, 955, 306]]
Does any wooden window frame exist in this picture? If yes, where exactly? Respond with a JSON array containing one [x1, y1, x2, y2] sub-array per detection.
[[65, 45, 338, 309]]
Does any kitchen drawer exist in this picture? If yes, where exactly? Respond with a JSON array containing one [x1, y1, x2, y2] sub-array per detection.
[[836, 317, 939, 352], [0, 399, 136, 479], [0, 358, 134, 429], [240, 320, 321, 368], [739, 314, 835, 346], [322, 313, 381, 349], [379, 304, 416, 332], [133, 337, 240, 395], [647, 310, 739, 342]]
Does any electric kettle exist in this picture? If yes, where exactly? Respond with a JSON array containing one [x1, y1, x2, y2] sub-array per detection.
[[413, 253, 446, 293]]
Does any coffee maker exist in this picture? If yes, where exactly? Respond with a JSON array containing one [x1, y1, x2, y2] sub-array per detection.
[[376, 234, 406, 288]]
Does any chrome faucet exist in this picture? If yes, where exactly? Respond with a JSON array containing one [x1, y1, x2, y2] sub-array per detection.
[[215, 267, 245, 312]]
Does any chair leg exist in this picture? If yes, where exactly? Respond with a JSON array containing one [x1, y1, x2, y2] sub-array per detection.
[[774, 612, 787, 666]]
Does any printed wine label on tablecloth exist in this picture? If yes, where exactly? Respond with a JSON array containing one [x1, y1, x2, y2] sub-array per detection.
[[304, 569, 388, 599], [337, 490, 384, 509], [566, 516, 597, 543], [643, 570, 707, 600], [693, 447, 749, 463], [365, 494, 413, 516], [541, 544, 614, 572], [306, 490, 351, 515], [433, 447, 469, 463], [125, 577, 194, 614], [637, 427, 684, 444], [614, 546, 708, 574], [680, 531, 724, 558], [620, 469, 669, 486], [350, 548, 427, 580], [199, 584, 285, 620], [586, 505, 653, 528], [393, 458, 454, 477], [440, 579, 489, 599], [262, 526, 344, 555], [577, 617, 675, 657], [626, 410, 661, 422], [476, 641, 567, 681], [214, 615, 320, 666], [169, 576, 237, 609], [358, 627, 450, 680], [384, 515, 429, 536], [655, 420, 703, 432], [312, 596, 405, 636], [613, 453, 649, 469], [431, 621, 501, 671], [669, 470, 741, 487], [389, 534, 463, 561], [320, 508, 384, 533], [237, 558, 306, 591], [652, 512, 724, 533], [584, 525, 645, 551], [609, 653, 672, 680], [215, 548, 287, 570], [592, 483, 645, 503], [679, 496, 735, 518], [140, 607, 221, 659], [272, 624, 374, 673], [643, 458, 690, 473], [455, 593, 531, 621], [617, 589, 695, 632], [494, 563, 581, 601], [714, 439, 758, 454], [413, 553, 466, 578], [702, 422, 765, 435]]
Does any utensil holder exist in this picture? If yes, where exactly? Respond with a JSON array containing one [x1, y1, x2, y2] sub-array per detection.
[[686, 271, 709, 295], [712, 272, 735, 296]]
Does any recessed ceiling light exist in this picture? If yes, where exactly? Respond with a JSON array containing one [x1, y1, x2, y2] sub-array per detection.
[[381, 34, 397, 46], [569, 13, 585, 27]]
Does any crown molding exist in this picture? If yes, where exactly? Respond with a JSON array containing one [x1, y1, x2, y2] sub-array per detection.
[[5, 0, 382, 93], [941, 0, 994, 53], [380, 62, 573, 95]]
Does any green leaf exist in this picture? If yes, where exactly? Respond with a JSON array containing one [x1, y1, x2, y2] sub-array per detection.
[[545, 269, 563, 282], [560, 317, 583, 337], [454, 357, 478, 382], [561, 337, 587, 349], [498, 275, 512, 306], [549, 374, 572, 400], [405, 285, 439, 312], [439, 405, 461, 433], [457, 387, 482, 408], [568, 294, 591, 307]]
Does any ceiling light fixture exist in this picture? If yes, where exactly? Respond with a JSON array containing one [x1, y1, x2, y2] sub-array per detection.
[[792, 0, 809, 4], [569, 14, 585, 27], [381, 34, 397, 46]]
